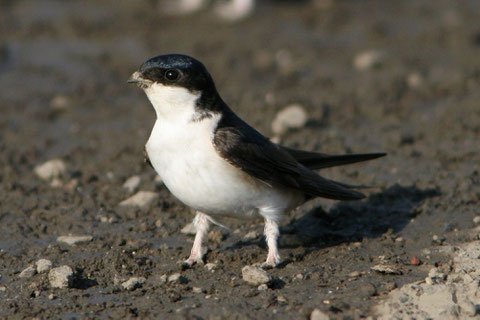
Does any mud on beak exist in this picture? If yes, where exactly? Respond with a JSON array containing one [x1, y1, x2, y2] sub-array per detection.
[[127, 71, 152, 88]]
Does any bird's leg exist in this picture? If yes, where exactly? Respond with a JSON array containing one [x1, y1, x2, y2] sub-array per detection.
[[183, 211, 210, 266], [262, 217, 281, 269]]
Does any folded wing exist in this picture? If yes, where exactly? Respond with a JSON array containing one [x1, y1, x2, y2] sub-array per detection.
[[213, 112, 370, 201]]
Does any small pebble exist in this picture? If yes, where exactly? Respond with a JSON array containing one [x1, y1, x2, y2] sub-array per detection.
[[123, 175, 141, 193], [241, 266, 272, 285], [371, 264, 402, 275], [48, 293, 55, 300], [244, 230, 260, 241], [407, 72, 423, 88], [48, 266, 74, 288], [257, 284, 268, 291], [119, 191, 159, 208], [353, 50, 384, 71], [348, 271, 360, 278], [473, 216, 480, 225], [168, 273, 188, 284], [19, 266, 36, 278], [181, 223, 196, 235], [192, 287, 203, 294], [121, 277, 146, 291], [36, 259, 53, 273], [410, 256, 421, 266], [205, 263, 217, 272], [432, 234, 445, 244], [155, 219, 163, 228], [57, 235, 93, 246], [50, 95, 70, 111], [214, 0, 255, 22], [34, 159, 66, 182], [295, 273, 304, 280], [277, 295, 287, 304], [310, 308, 330, 320], [271, 104, 308, 136], [161, 0, 207, 15], [0, 286, 6, 292]]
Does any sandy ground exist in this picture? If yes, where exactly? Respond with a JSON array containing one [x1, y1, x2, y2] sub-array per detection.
[[1, 0, 480, 319]]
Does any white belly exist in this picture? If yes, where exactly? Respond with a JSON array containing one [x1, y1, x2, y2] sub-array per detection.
[[145, 116, 302, 218]]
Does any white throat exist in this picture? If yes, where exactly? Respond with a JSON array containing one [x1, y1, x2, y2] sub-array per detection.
[[144, 83, 201, 123]]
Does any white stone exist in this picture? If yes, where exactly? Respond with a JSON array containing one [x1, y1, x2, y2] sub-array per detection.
[[161, 0, 207, 15], [168, 273, 181, 282], [205, 263, 217, 271], [50, 95, 70, 111], [371, 264, 402, 275], [57, 235, 93, 246], [244, 230, 260, 241], [215, 0, 255, 22], [167, 273, 187, 283], [181, 222, 196, 235], [35, 259, 52, 273], [123, 175, 141, 193], [48, 266, 74, 288], [34, 159, 66, 181], [311, 309, 330, 320], [407, 72, 423, 88], [121, 277, 146, 291], [119, 191, 159, 208], [271, 104, 308, 136], [192, 287, 203, 293], [257, 283, 268, 291], [19, 266, 36, 278], [241, 266, 271, 285], [473, 216, 480, 225], [353, 50, 384, 71]]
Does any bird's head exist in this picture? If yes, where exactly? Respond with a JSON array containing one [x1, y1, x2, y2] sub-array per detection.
[[128, 54, 221, 121]]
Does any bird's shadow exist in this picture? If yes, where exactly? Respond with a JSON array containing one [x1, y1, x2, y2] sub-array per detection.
[[226, 184, 440, 254]]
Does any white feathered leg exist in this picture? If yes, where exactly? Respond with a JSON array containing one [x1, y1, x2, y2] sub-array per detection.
[[262, 216, 281, 268], [184, 211, 210, 266]]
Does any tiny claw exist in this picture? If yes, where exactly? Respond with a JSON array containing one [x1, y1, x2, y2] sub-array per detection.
[[260, 261, 277, 270]]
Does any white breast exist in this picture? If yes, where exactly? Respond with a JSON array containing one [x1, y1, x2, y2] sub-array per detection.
[[143, 84, 302, 218]]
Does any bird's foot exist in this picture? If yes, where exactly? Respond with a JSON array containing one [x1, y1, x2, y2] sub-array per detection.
[[260, 254, 280, 269], [181, 247, 207, 268]]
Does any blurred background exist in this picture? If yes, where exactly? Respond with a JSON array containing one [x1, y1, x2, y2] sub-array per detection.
[[1, 0, 480, 318]]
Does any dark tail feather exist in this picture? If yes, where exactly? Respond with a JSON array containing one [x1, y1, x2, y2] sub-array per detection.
[[306, 176, 367, 201], [282, 147, 386, 170]]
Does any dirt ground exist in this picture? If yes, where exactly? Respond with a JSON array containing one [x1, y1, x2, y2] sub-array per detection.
[[1, 0, 480, 319]]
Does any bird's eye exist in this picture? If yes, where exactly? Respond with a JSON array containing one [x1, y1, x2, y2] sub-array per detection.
[[165, 69, 180, 81]]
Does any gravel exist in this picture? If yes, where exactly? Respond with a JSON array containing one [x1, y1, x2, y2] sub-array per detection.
[[241, 266, 272, 286], [122, 175, 141, 193], [18, 266, 36, 278], [34, 159, 66, 181], [121, 277, 146, 291], [57, 235, 93, 246], [48, 266, 74, 289], [119, 191, 159, 208], [271, 104, 308, 136], [35, 259, 53, 274]]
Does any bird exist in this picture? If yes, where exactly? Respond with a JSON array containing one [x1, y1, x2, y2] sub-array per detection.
[[128, 54, 386, 268]]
